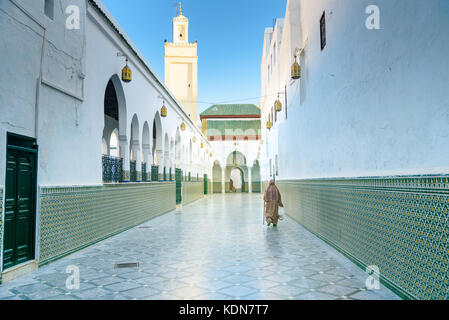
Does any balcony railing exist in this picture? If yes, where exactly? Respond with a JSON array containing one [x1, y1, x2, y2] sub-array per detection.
[[102, 155, 123, 183]]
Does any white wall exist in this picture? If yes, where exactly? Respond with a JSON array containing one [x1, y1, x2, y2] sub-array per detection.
[[261, 0, 449, 181], [0, 0, 213, 188]]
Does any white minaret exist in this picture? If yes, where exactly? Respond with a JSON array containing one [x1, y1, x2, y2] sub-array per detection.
[[165, 2, 198, 124]]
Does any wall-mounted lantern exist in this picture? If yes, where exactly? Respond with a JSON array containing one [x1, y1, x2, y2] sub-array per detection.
[[266, 120, 272, 130], [181, 122, 186, 131], [193, 136, 197, 143], [274, 94, 282, 112], [201, 142, 204, 148], [291, 55, 301, 80], [161, 101, 167, 117], [118, 52, 131, 83]]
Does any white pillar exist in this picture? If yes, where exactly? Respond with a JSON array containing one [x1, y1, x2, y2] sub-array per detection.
[[222, 167, 226, 193], [119, 135, 129, 182], [248, 166, 252, 193], [134, 142, 142, 182]]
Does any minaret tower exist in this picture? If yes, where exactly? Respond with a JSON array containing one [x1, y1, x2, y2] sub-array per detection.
[[165, 1, 198, 124]]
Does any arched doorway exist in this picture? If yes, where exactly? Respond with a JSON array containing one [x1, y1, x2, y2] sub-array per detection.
[[102, 75, 127, 183], [225, 151, 248, 193], [142, 122, 151, 181], [152, 112, 163, 181], [230, 167, 245, 192], [129, 114, 140, 182]]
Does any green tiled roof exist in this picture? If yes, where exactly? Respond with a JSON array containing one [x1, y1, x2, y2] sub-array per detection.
[[206, 120, 261, 136], [201, 104, 261, 116]]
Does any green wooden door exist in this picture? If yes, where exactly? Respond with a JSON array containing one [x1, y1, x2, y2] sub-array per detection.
[[175, 168, 182, 204], [204, 174, 208, 195], [3, 147, 36, 269]]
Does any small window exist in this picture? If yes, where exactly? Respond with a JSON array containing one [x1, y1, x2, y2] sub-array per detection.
[[320, 11, 326, 50], [44, 0, 54, 20]]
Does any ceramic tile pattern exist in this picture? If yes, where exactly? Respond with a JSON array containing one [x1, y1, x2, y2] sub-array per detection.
[[278, 177, 449, 300], [39, 183, 176, 266], [182, 182, 204, 205], [0, 194, 398, 300]]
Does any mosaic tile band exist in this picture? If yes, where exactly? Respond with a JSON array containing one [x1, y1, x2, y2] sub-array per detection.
[[0, 187, 3, 283], [39, 183, 176, 266], [277, 176, 449, 300], [182, 182, 204, 205]]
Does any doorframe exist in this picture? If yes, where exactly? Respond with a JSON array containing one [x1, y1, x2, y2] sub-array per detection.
[[3, 132, 39, 271]]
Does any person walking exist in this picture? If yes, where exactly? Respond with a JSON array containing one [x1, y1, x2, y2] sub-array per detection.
[[229, 179, 236, 192], [264, 180, 284, 227]]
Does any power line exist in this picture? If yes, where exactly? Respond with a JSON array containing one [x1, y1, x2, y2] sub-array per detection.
[[182, 92, 281, 106]]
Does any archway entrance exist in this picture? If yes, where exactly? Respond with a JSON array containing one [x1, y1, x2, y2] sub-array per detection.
[[102, 75, 127, 183], [229, 167, 245, 193], [225, 151, 248, 193]]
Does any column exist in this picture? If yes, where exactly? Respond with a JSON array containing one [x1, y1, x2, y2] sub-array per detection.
[[157, 150, 164, 181], [119, 135, 129, 182], [134, 142, 142, 182], [248, 166, 252, 193], [142, 144, 151, 182], [222, 167, 226, 193]]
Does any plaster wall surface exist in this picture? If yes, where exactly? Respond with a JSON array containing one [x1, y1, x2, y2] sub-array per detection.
[[261, 0, 449, 181], [1, 0, 212, 189]]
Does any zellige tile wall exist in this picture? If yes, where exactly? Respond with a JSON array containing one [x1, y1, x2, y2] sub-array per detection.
[[278, 176, 449, 300], [39, 183, 176, 266]]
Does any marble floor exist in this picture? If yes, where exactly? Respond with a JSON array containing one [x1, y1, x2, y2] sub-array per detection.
[[0, 193, 400, 300]]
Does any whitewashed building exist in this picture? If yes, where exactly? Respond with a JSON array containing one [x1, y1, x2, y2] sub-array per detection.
[[200, 104, 262, 193], [260, 0, 449, 300], [0, 0, 212, 282]]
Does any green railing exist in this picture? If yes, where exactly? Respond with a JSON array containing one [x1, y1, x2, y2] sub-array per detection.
[[130, 161, 137, 182], [176, 168, 183, 204], [142, 163, 147, 181], [102, 155, 123, 183], [151, 165, 159, 181]]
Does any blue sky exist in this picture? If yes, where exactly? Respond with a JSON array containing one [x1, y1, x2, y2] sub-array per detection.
[[101, 0, 286, 113]]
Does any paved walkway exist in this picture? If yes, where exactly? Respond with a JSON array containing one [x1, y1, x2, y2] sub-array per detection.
[[0, 194, 399, 300]]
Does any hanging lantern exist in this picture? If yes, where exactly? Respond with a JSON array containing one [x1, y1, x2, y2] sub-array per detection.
[[291, 55, 301, 80], [121, 58, 132, 83], [201, 142, 204, 148], [161, 101, 167, 118], [266, 120, 272, 130], [193, 136, 197, 143], [275, 94, 282, 112], [210, 153, 213, 157], [181, 122, 186, 131]]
